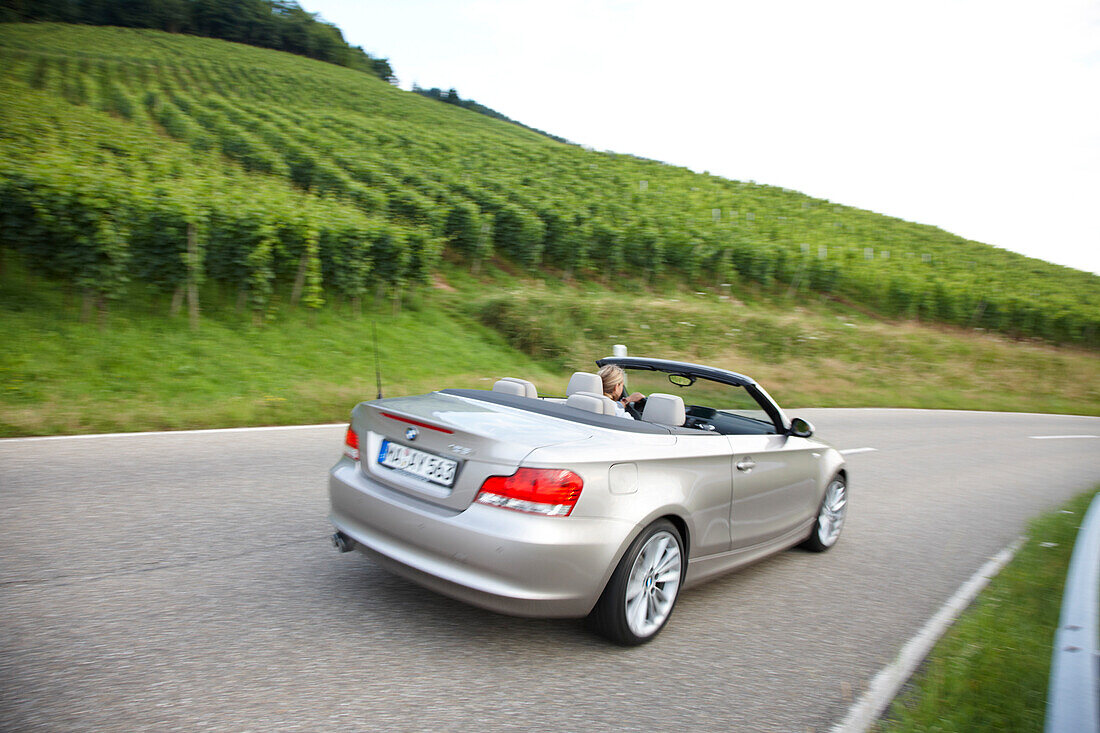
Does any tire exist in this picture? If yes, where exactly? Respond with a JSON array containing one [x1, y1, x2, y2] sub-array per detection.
[[590, 519, 684, 646], [801, 474, 847, 552]]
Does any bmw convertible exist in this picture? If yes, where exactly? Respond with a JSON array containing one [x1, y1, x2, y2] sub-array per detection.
[[328, 356, 847, 645]]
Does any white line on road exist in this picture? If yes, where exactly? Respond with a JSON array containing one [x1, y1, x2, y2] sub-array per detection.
[[1029, 435, 1099, 440], [830, 538, 1025, 733], [839, 447, 878, 455], [0, 423, 348, 444], [837, 408, 1099, 419]]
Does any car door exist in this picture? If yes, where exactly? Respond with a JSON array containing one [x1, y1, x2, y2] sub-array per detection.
[[727, 433, 821, 550], [666, 433, 737, 558]]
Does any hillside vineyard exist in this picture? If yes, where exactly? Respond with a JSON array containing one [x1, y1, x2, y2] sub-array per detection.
[[0, 24, 1096, 346]]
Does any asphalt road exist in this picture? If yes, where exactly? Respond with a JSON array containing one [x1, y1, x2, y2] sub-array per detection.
[[2, 409, 1099, 732]]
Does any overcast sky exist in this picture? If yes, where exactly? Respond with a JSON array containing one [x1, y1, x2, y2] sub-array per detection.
[[301, 0, 1100, 275]]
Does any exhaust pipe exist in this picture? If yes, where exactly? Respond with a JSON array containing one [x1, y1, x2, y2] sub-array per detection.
[[331, 531, 356, 553]]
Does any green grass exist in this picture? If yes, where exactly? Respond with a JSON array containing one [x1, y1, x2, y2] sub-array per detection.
[[0, 258, 561, 435], [467, 278, 1100, 416], [1, 255, 1098, 437], [876, 488, 1100, 732]]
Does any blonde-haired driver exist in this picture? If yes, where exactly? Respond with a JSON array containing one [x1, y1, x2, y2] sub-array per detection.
[[598, 364, 645, 419]]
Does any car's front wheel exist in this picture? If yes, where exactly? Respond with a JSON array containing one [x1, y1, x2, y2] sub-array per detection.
[[590, 519, 684, 646], [801, 474, 847, 552]]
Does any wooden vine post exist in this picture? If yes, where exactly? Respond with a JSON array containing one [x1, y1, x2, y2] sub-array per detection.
[[187, 222, 200, 331]]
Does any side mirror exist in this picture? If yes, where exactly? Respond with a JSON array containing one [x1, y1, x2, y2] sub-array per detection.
[[788, 417, 814, 438]]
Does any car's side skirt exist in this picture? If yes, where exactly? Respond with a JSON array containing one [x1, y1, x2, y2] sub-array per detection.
[[683, 518, 815, 589]]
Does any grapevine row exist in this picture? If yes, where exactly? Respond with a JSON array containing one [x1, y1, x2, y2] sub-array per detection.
[[0, 25, 1096, 346]]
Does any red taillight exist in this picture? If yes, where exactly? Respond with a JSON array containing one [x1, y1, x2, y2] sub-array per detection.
[[475, 468, 584, 517], [343, 427, 360, 461]]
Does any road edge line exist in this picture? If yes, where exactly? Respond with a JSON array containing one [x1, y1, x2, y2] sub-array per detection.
[[0, 423, 348, 444], [830, 537, 1025, 733]]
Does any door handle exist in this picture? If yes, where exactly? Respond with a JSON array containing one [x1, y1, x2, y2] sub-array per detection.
[[736, 458, 756, 472]]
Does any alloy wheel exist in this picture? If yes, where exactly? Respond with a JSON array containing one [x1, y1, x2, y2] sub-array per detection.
[[817, 478, 847, 547], [624, 530, 682, 638]]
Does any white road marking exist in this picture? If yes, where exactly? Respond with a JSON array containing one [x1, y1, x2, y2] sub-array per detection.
[[0, 423, 347, 444], [840, 408, 1099, 419], [839, 447, 878, 455], [1029, 434, 1099, 440], [830, 538, 1025, 733]]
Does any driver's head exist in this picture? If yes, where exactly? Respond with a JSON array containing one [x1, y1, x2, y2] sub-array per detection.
[[598, 364, 626, 401]]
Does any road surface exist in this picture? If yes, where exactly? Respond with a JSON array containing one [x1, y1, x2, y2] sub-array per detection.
[[2, 409, 1098, 731]]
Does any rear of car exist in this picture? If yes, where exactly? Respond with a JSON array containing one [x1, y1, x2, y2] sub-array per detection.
[[328, 391, 639, 617]]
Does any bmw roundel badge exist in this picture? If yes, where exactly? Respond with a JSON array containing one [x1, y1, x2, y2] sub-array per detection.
[[405, 427, 419, 441]]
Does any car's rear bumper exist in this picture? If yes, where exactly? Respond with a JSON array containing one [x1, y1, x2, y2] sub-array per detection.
[[328, 459, 634, 618]]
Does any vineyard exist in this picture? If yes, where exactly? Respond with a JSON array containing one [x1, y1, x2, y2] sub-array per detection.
[[1, 23, 1097, 347]]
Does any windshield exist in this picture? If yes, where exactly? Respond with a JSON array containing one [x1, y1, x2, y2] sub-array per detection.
[[620, 368, 779, 433]]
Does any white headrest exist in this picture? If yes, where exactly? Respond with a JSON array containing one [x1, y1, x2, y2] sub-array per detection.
[[567, 372, 603, 396], [572, 391, 617, 415], [492, 380, 526, 397], [496, 377, 537, 398], [566, 393, 606, 415], [642, 393, 685, 427]]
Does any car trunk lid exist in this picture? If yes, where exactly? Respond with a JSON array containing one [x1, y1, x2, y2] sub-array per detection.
[[351, 391, 594, 512]]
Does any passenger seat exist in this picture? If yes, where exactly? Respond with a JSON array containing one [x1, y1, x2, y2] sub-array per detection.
[[642, 393, 686, 427]]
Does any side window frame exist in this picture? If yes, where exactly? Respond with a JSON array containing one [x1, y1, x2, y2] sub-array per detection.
[[745, 384, 786, 434]]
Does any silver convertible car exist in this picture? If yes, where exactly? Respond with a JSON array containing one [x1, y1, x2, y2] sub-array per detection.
[[329, 357, 847, 645]]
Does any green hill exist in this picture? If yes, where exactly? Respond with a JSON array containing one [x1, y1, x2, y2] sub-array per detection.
[[0, 22, 1097, 349]]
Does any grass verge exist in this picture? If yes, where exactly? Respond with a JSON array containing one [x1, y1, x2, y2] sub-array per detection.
[[468, 278, 1100, 416], [0, 259, 562, 436], [1, 256, 1098, 436], [876, 487, 1100, 732]]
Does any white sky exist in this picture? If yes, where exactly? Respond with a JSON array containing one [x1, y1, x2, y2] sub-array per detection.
[[301, 0, 1100, 275]]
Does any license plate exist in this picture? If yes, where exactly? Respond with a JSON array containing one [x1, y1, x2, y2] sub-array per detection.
[[378, 440, 458, 487]]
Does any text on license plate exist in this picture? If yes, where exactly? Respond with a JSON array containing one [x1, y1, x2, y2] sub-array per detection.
[[378, 440, 458, 487]]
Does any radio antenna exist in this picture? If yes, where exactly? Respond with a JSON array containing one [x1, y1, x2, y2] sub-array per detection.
[[372, 321, 383, 400]]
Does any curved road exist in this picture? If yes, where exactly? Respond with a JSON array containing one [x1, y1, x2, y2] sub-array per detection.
[[2, 409, 1098, 731]]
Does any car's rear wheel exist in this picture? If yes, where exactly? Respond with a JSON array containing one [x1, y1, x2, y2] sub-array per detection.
[[801, 475, 847, 552], [590, 519, 684, 646]]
